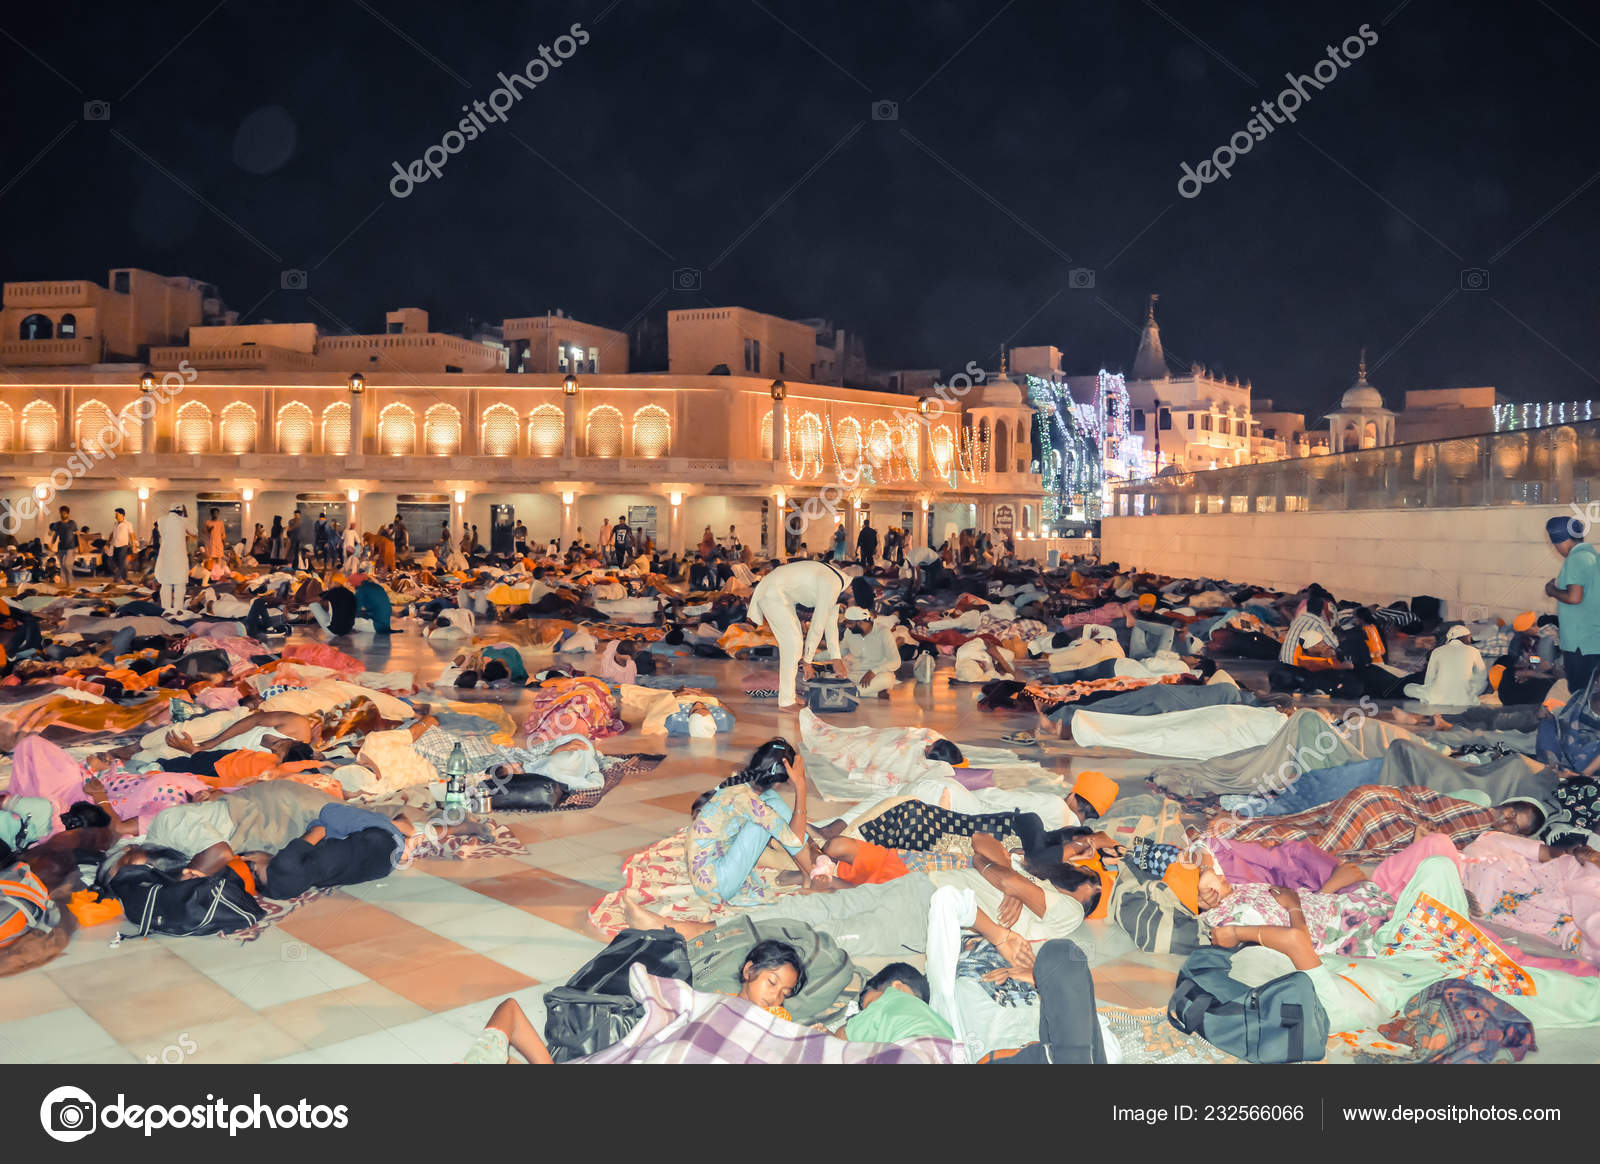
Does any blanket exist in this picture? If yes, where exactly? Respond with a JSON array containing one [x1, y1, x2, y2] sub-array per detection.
[[1210, 784, 1500, 861], [1072, 704, 1286, 760], [574, 966, 955, 1064]]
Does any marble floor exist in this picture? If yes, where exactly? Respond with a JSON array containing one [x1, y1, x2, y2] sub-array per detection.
[[4, 624, 1598, 1064]]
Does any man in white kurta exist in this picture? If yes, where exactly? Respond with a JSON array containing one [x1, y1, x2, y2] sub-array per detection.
[[747, 559, 848, 707], [154, 505, 194, 614], [1402, 625, 1489, 708], [840, 606, 901, 697]]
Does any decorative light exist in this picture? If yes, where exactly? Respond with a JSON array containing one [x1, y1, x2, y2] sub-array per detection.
[[137, 486, 149, 500], [769, 379, 785, 400], [347, 372, 365, 396], [454, 489, 466, 503], [669, 491, 683, 506], [34, 483, 48, 499], [563, 374, 578, 396], [346, 488, 359, 502], [775, 490, 785, 507], [918, 397, 931, 416], [139, 372, 158, 394], [920, 498, 929, 511], [561, 491, 574, 505], [241, 488, 254, 501]]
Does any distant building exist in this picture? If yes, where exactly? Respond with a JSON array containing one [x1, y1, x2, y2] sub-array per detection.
[[503, 309, 627, 375], [1393, 385, 1512, 442]]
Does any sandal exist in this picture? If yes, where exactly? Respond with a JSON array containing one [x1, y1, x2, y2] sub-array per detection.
[[1002, 731, 1038, 745]]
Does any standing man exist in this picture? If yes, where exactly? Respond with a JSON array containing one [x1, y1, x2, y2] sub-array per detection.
[[746, 558, 849, 709], [109, 507, 133, 582], [287, 510, 303, 571], [392, 513, 409, 560], [856, 518, 878, 568], [611, 513, 632, 568], [314, 511, 331, 569], [49, 505, 76, 587], [597, 517, 614, 564], [1546, 515, 1600, 693], [204, 508, 227, 562], [155, 503, 194, 614]]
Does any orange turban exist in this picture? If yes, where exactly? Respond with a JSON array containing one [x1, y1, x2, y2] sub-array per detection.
[[1071, 769, 1119, 817], [1488, 663, 1506, 691], [1162, 862, 1200, 914], [1512, 611, 1536, 633], [1138, 593, 1158, 611]]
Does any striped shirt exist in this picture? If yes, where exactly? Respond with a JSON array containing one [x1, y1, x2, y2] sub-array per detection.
[[1279, 611, 1334, 665]]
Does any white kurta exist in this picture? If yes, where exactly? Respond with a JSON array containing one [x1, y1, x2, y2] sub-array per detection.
[[154, 512, 192, 584], [747, 560, 847, 706]]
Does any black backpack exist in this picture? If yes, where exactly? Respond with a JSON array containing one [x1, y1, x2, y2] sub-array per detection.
[[100, 864, 265, 939], [542, 928, 692, 1062], [1167, 946, 1330, 1063]]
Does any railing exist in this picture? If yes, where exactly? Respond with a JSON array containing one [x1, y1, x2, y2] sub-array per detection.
[[149, 345, 319, 370], [1112, 422, 1592, 515], [0, 338, 99, 364], [3, 281, 92, 305]]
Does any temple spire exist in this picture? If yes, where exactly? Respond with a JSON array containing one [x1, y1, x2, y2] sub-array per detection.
[[1131, 293, 1168, 380]]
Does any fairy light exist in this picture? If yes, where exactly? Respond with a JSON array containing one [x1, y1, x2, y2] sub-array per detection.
[[788, 411, 824, 480]]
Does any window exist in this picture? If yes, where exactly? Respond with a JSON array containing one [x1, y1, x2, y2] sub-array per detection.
[[744, 338, 761, 373], [118, 403, 143, 453], [586, 405, 622, 457], [175, 401, 212, 454], [220, 403, 256, 453], [19, 314, 52, 341], [833, 417, 861, 469], [1133, 408, 1145, 431], [528, 404, 564, 456], [586, 347, 598, 373], [631, 404, 670, 457], [760, 411, 775, 459], [779, 352, 786, 374], [113, 271, 130, 293], [930, 424, 954, 477], [1187, 413, 1195, 429], [74, 400, 116, 455], [58, 313, 77, 339], [378, 403, 416, 455], [0, 402, 13, 452], [1200, 414, 1212, 431], [424, 403, 461, 455], [993, 421, 1010, 471], [1218, 417, 1231, 436], [322, 402, 351, 455], [1263, 427, 1277, 440], [386, 322, 404, 334], [902, 415, 920, 477], [277, 402, 313, 455], [481, 404, 518, 456], [1159, 408, 1172, 430], [867, 419, 892, 469], [793, 412, 824, 478]]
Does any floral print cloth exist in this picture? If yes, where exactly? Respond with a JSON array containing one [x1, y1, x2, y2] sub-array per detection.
[[1378, 892, 1537, 997], [1203, 880, 1397, 956]]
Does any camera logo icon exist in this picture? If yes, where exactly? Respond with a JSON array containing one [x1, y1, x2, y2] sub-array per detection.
[[281, 269, 308, 291], [1460, 267, 1490, 292], [671, 266, 702, 292], [1068, 267, 1096, 289], [83, 100, 111, 121], [40, 1085, 97, 1143], [871, 100, 898, 121]]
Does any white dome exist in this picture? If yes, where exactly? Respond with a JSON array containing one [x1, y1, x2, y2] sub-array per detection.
[[975, 373, 1026, 407], [1341, 381, 1383, 410]]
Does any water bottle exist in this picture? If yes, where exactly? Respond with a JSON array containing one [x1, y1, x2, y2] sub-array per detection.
[[445, 742, 468, 813]]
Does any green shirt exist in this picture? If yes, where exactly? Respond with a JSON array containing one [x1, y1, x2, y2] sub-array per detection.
[[1557, 543, 1600, 654], [844, 988, 954, 1044]]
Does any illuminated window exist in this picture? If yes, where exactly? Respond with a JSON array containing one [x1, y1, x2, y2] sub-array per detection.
[[834, 417, 861, 469], [21, 401, 57, 451], [322, 402, 351, 455], [220, 403, 257, 453], [586, 405, 622, 457], [175, 401, 212, 454], [867, 419, 892, 469], [424, 403, 461, 455], [379, 403, 416, 455], [481, 403, 518, 456], [631, 404, 670, 458], [931, 424, 954, 477], [760, 412, 774, 459], [900, 416, 920, 478], [793, 412, 824, 478], [74, 400, 116, 455], [528, 404, 563, 456], [0, 402, 12, 452], [276, 401, 313, 455], [118, 404, 143, 453]]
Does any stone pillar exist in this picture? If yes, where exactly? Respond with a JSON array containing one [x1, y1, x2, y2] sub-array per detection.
[[767, 492, 784, 558], [667, 494, 684, 555], [60, 386, 72, 452], [141, 392, 157, 455], [771, 398, 786, 468], [844, 504, 860, 558], [349, 392, 365, 459], [913, 502, 929, 550], [560, 492, 576, 548], [563, 393, 578, 459], [463, 390, 479, 456]]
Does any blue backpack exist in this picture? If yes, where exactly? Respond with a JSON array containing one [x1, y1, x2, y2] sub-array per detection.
[[1167, 946, 1329, 1063]]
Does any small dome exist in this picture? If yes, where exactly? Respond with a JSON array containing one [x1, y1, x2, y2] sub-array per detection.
[[975, 372, 1026, 408], [1340, 350, 1383, 410]]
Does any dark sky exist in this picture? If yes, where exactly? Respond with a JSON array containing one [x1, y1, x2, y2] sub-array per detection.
[[2, 0, 1595, 418]]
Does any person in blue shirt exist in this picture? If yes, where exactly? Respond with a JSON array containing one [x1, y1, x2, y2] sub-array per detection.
[[1546, 515, 1600, 693], [353, 575, 395, 635]]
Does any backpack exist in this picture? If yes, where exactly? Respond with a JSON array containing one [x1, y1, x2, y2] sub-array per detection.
[[805, 675, 859, 713], [542, 928, 693, 1062], [0, 861, 58, 949], [99, 864, 265, 939], [1167, 946, 1330, 1063], [684, 915, 859, 1026], [1108, 858, 1202, 955]]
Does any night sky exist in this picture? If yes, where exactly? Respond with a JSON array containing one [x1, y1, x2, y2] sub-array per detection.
[[1, 0, 1595, 418]]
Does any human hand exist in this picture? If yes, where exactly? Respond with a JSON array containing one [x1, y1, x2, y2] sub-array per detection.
[[997, 893, 1023, 928], [832, 658, 848, 678], [801, 661, 815, 680], [982, 966, 1035, 986], [1210, 924, 1239, 948], [995, 929, 1036, 972], [1545, 580, 1559, 598]]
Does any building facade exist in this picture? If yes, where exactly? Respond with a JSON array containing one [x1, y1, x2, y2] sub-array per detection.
[[0, 271, 1044, 557]]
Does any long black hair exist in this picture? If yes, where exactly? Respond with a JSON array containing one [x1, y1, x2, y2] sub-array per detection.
[[740, 939, 807, 996], [717, 738, 797, 791], [1017, 854, 1103, 915]]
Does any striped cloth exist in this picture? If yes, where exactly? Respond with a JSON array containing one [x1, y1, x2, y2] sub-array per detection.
[[1278, 611, 1335, 664], [1210, 784, 1499, 861], [575, 965, 955, 1064]]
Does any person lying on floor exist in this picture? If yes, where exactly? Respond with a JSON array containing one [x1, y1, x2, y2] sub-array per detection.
[[830, 963, 954, 1042], [887, 767, 1120, 832], [460, 940, 809, 1064], [102, 779, 338, 878], [688, 738, 822, 903], [165, 709, 324, 755], [663, 699, 735, 737]]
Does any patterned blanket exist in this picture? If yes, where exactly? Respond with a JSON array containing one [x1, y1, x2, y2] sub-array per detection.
[[1209, 784, 1498, 861], [575, 966, 955, 1064]]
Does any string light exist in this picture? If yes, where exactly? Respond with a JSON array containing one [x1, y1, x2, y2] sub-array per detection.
[[787, 411, 824, 480]]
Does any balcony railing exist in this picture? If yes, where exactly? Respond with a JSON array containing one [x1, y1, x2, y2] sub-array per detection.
[[0, 338, 99, 365], [3, 281, 93, 306], [1112, 422, 1592, 516], [149, 344, 320, 370]]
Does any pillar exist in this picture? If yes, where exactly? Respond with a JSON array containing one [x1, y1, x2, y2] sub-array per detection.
[[141, 393, 157, 456], [913, 502, 929, 550], [563, 393, 577, 459], [918, 414, 932, 484], [60, 385, 72, 452], [844, 503, 860, 557], [560, 491, 576, 547], [242, 492, 253, 538], [463, 389, 479, 456], [771, 397, 786, 468], [349, 392, 365, 459], [767, 491, 784, 558], [667, 492, 684, 554]]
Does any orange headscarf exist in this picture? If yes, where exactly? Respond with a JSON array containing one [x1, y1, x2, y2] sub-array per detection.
[[1071, 769, 1119, 817]]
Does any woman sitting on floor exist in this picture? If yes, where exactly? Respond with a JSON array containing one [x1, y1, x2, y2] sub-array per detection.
[[688, 739, 822, 904]]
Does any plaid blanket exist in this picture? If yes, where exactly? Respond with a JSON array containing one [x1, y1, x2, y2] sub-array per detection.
[[1209, 784, 1498, 861], [575, 966, 955, 1064]]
